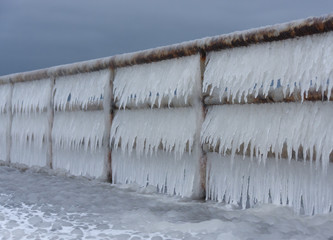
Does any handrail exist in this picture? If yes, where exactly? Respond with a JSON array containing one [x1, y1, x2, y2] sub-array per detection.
[[1, 13, 333, 84]]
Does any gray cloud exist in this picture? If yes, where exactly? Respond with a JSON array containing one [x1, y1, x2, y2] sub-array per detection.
[[1, 0, 333, 75]]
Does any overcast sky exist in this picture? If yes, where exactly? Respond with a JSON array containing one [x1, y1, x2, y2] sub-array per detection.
[[1, 0, 333, 76]]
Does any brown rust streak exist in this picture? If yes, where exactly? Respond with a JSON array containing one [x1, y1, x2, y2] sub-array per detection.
[[1, 14, 333, 83]]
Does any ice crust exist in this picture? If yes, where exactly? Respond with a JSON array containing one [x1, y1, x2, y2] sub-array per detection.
[[204, 32, 333, 102], [207, 153, 333, 215], [201, 102, 333, 170], [111, 108, 199, 157], [114, 55, 200, 108], [4, 165, 333, 240], [112, 149, 200, 197], [54, 70, 109, 110]]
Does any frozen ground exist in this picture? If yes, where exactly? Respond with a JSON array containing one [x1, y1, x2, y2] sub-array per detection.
[[0, 166, 333, 240]]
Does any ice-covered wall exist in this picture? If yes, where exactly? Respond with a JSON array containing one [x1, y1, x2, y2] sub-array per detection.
[[0, 26, 332, 215], [10, 79, 51, 167], [200, 31, 333, 215], [111, 55, 203, 198], [51, 70, 110, 178], [52, 111, 106, 178]]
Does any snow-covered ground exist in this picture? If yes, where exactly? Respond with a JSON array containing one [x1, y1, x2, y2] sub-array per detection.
[[0, 166, 333, 240]]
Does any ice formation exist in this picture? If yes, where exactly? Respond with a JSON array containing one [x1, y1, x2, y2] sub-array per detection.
[[114, 55, 201, 108], [12, 79, 51, 113], [0, 84, 12, 113], [11, 114, 49, 149], [53, 147, 105, 178], [207, 153, 333, 215], [10, 80, 51, 167], [204, 32, 333, 102], [0, 84, 12, 161], [111, 108, 200, 157], [201, 102, 333, 170], [0, 114, 10, 161], [53, 70, 109, 110], [10, 114, 49, 167], [52, 111, 106, 178], [112, 149, 201, 197], [52, 111, 105, 151]]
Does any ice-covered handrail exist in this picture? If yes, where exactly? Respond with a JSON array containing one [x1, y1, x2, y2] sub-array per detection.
[[1, 13, 333, 83]]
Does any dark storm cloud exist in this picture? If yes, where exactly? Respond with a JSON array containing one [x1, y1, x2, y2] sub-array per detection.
[[1, 0, 333, 75]]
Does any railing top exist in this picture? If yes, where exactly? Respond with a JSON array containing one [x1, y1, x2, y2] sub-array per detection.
[[1, 13, 333, 84]]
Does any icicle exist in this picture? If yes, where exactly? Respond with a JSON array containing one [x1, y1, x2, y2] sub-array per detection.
[[54, 70, 109, 111], [112, 149, 201, 198], [0, 114, 9, 161], [12, 79, 51, 114], [206, 153, 333, 215], [10, 113, 49, 167], [53, 146, 105, 178], [204, 32, 333, 102], [114, 55, 201, 109], [111, 108, 198, 158], [0, 84, 11, 114], [52, 111, 105, 151], [201, 102, 333, 170]]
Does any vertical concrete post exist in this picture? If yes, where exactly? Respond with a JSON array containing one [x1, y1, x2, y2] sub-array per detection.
[[103, 68, 115, 182], [46, 77, 55, 169], [6, 82, 13, 164], [199, 51, 207, 197]]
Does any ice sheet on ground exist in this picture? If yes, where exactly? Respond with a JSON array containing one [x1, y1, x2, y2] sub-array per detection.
[[0, 166, 333, 240], [204, 32, 333, 103], [53, 70, 109, 110], [114, 55, 200, 108]]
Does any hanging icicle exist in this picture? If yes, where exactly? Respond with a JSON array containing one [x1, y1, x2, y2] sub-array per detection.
[[12, 79, 51, 114], [10, 114, 49, 167], [204, 32, 333, 103], [54, 70, 109, 111], [111, 108, 200, 158], [0, 84, 12, 114], [207, 153, 333, 215], [201, 102, 333, 170], [52, 111, 105, 151], [52, 146, 105, 178], [112, 149, 201, 198], [114, 55, 201, 108]]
